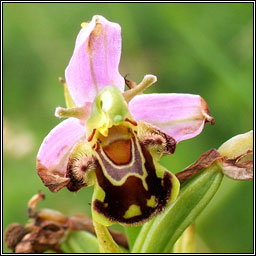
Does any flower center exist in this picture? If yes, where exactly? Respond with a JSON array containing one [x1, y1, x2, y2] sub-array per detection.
[[86, 85, 131, 137]]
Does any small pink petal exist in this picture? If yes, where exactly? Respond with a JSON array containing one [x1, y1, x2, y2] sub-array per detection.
[[65, 15, 125, 106], [37, 118, 86, 177], [128, 93, 214, 143]]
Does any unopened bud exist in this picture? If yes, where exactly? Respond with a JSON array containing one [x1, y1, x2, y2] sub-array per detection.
[[218, 130, 253, 158], [218, 131, 253, 180]]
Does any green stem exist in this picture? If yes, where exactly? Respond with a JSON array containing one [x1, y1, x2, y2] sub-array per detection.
[[93, 221, 122, 253]]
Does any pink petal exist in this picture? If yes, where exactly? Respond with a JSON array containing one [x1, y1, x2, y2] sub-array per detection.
[[65, 15, 125, 106], [128, 93, 214, 143], [37, 118, 86, 176]]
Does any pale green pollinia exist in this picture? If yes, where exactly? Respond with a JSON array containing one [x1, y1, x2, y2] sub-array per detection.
[[132, 163, 223, 253]]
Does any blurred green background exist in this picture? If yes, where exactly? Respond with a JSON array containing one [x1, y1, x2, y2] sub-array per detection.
[[3, 3, 253, 253]]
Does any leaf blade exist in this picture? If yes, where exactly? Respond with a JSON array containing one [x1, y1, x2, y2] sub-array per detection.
[[132, 163, 223, 253]]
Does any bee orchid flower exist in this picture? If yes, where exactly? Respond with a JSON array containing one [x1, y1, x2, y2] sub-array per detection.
[[36, 15, 214, 226]]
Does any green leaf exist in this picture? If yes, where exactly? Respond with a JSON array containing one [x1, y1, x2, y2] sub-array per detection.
[[131, 218, 154, 253], [61, 230, 99, 253], [124, 225, 142, 249], [132, 163, 223, 253]]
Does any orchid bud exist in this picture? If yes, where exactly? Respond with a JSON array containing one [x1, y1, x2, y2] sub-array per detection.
[[217, 130, 253, 180], [218, 130, 253, 158]]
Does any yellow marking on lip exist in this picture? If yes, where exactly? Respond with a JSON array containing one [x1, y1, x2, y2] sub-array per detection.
[[94, 182, 106, 202], [123, 204, 142, 219], [147, 195, 157, 208]]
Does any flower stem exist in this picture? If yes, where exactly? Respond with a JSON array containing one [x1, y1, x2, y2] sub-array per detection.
[[93, 221, 122, 253]]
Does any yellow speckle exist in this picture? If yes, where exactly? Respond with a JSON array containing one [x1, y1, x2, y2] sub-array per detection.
[[81, 22, 89, 28], [94, 183, 106, 202], [104, 203, 108, 208], [147, 196, 156, 208], [124, 205, 142, 219]]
